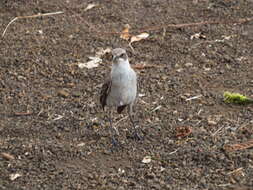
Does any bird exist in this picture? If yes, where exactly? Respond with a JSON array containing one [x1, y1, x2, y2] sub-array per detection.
[[100, 48, 140, 146]]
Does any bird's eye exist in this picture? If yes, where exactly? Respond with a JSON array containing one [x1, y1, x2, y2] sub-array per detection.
[[119, 53, 125, 58]]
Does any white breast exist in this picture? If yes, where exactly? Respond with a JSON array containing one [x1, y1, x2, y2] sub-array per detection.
[[106, 61, 137, 107]]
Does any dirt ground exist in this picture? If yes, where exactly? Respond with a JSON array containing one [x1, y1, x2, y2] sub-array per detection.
[[1, 0, 253, 189]]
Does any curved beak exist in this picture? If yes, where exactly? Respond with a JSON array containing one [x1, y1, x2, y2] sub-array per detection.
[[112, 55, 118, 63]]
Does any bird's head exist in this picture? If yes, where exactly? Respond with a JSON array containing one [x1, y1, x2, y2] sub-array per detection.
[[112, 48, 128, 64]]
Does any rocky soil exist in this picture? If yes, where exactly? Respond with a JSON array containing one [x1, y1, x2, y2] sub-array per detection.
[[1, 0, 253, 189]]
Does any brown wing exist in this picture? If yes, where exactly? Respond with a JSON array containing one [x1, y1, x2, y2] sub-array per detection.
[[100, 78, 111, 110]]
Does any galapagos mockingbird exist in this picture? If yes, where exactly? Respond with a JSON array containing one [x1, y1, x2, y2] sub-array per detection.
[[100, 48, 140, 145]]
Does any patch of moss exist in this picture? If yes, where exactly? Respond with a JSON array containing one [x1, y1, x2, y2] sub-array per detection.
[[223, 91, 253, 105]]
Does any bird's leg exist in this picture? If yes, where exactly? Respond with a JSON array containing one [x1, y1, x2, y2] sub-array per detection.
[[108, 109, 119, 146], [128, 104, 142, 140]]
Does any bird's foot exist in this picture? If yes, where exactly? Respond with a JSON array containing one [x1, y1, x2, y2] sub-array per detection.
[[110, 137, 122, 152], [132, 131, 144, 141], [111, 136, 119, 146]]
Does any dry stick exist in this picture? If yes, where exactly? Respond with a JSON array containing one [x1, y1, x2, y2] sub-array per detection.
[[227, 167, 243, 175], [13, 112, 33, 116], [114, 116, 128, 127], [2, 11, 64, 37], [95, 17, 253, 36], [1, 152, 15, 160], [2, 15, 252, 38], [211, 125, 226, 136], [224, 140, 253, 152]]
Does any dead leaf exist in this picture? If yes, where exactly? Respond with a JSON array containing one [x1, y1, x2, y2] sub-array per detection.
[[129, 33, 149, 51], [120, 24, 131, 40], [57, 89, 69, 98], [142, 156, 152, 164], [190, 32, 206, 40], [1, 152, 15, 160], [84, 3, 98, 11], [130, 32, 149, 44], [95, 47, 111, 57], [132, 63, 160, 70], [10, 173, 22, 181], [207, 115, 222, 126], [77, 142, 86, 147], [138, 93, 145, 97], [78, 57, 101, 69], [176, 126, 192, 138], [224, 140, 253, 152]]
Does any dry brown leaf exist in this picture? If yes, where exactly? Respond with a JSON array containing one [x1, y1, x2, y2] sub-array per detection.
[[13, 112, 33, 116], [1, 152, 15, 160], [130, 32, 149, 44], [78, 57, 101, 69], [57, 89, 70, 98], [176, 126, 192, 138], [120, 24, 131, 40], [132, 63, 160, 70], [95, 47, 111, 57], [84, 3, 98, 11], [190, 32, 206, 40], [224, 140, 253, 152]]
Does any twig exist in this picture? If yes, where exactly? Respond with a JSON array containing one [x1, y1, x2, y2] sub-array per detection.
[[224, 140, 253, 152], [95, 17, 253, 36], [168, 148, 179, 155], [217, 183, 231, 187], [227, 167, 243, 175], [1, 152, 15, 160], [52, 114, 64, 121], [129, 42, 135, 53], [114, 116, 128, 127], [139, 99, 148, 105], [2, 11, 64, 37], [37, 109, 44, 116], [151, 105, 162, 112], [186, 95, 202, 101], [211, 125, 225, 136], [13, 112, 33, 116], [3, 14, 252, 38], [197, 109, 203, 115]]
